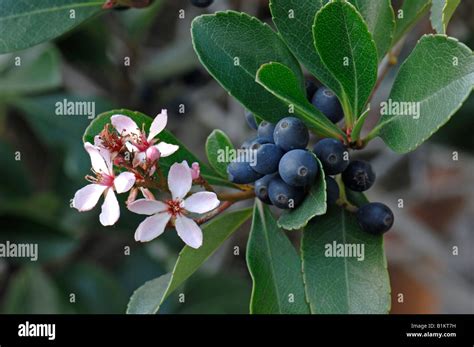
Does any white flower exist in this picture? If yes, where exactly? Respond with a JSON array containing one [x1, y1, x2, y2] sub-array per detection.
[[127, 162, 220, 249], [111, 109, 179, 168], [72, 143, 136, 226]]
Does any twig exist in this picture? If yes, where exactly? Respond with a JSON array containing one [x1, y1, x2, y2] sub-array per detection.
[[195, 201, 234, 225]]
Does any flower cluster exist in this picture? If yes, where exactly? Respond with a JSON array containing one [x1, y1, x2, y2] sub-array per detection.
[[72, 110, 220, 249]]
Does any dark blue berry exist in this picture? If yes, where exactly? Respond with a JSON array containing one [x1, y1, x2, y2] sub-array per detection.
[[325, 176, 339, 205], [240, 137, 255, 150], [257, 121, 275, 143], [356, 202, 394, 235], [268, 176, 305, 209], [227, 157, 263, 184], [273, 117, 309, 151], [311, 86, 344, 123], [342, 160, 376, 192], [313, 138, 349, 175], [245, 110, 258, 130], [254, 174, 277, 204], [279, 149, 318, 187], [250, 143, 284, 175], [305, 79, 318, 101], [191, 0, 213, 8]]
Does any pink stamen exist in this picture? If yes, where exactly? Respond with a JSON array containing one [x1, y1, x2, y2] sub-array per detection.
[[166, 199, 184, 217]]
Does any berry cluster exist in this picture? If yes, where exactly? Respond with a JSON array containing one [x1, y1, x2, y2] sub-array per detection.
[[228, 82, 394, 235], [228, 116, 316, 209]]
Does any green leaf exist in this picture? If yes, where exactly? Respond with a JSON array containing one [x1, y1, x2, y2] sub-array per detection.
[[205, 129, 234, 178], [127, 208, 252, 314], [256, 62, 345, 139], [270, 0, 340, 97], [301, 206, 391, 313], [82, 109, 232, 187], [377, 35, 474, 153], [278, 157, 326, 230], [351, 106, 370, 141], [126, 273, 172, 315], [191, 11, 304, 124], [174, 273, 251, 314], [246, 201, 310, 314], [313, 1, 378, 122], [349, 0, 395, 61], [431, 0, 461, 34], [3, 266, 61, 313], [0, 0, 105, 54], [393, 0, 431, 44], [0, 45, 61, 96]]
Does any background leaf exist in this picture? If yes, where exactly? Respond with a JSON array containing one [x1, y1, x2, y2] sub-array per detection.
[[127, 208, 252, 314], [349, 0, 395, 61], [191, 11, 304, 124], [0, 0, 104, 54], [269, 0, 340, 96], [313, 1, 378, 121], [378, 35, 474, 153], [431, 0, 461, 34], [0, 45, 61, 96], [246, 202, 310, 314], [301, 206, 391, 314], [3, 266, 61, 313], [278, 157, 326, 230], [205, 129, 235, 178], [392, 0, 431, 44], [82, 109, 231, 187], [256, 62, 344, 139], [55, 262, 128, 313], [0, 213, 77, 264]]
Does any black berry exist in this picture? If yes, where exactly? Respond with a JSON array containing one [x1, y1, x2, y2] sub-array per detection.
[[313, 138, 349, 175], [191, 0, 214, 8], [325, 176, 340, 205], [342, 160, 375, 192], [356, 202, 394, 235], [311, 86, 344, 123]]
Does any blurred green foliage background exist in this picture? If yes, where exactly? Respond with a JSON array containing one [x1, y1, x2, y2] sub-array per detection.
[[0, 0, 472, 314]]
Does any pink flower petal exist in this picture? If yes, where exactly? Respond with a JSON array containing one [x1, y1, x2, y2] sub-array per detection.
[[127, 199, 167, 215], [146, 146, 160, 162], [99, 189, 120, 226], [72, 184, 107, 211], [132, 151, 147, 167], [125, 142, 138, 153], [168, 162, 192, 200], [114, 172, 136, 193], [147, 109, 168, 141], [155, 142, 179, 157], [134, 213, 171, 242], [175, 216, 203, 249], [111, 115, 140, 136], [184, 192, 220, 214], [191, 162, 200, 180], [84, 142, 110, 174]]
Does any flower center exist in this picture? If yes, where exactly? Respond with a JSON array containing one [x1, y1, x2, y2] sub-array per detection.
[[87, 171, 115, 187], [166, 199, 184, 217], [132, 132, 150, 152], [98, 173, 115, 187]]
